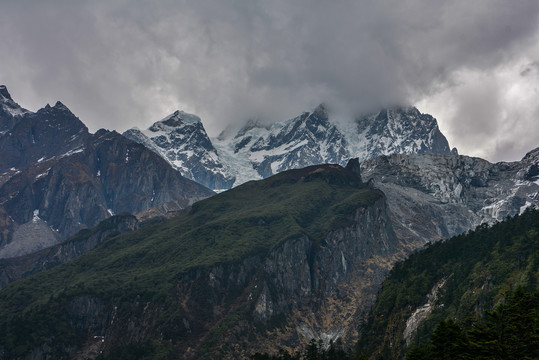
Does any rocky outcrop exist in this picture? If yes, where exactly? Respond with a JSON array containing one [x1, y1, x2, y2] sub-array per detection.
[[360, 149, 539, 248], [403, 277, 448, 344], [0, 214, 139, 289]]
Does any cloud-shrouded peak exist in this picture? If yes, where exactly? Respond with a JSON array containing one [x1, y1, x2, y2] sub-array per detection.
[[0, 1, 538, 161], [149, 110, 203, 133]]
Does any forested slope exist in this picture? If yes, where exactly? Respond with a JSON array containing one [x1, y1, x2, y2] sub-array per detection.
[[357, 209, 539, 359]]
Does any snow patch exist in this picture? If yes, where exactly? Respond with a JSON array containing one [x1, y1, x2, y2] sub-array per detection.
[[213, 137, 262, 186], [520, 201, 533, 214], [35, 169, 50, 180], [32, 209, 40, 223], [59, 147, 84, 158], [1, 104, 29, 117]]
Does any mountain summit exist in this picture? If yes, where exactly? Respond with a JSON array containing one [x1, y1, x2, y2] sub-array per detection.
[[124, 110, 235, 190], [127, 104, 457, 190], [353, 106, 457, 158], [0, 85, 30, 134], [214, 104, 457, 187]]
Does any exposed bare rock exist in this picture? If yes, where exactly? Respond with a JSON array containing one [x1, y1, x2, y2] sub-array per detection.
[[360, 150, 539, 248], [0, 87, 213, 259], [0, 214, 139, 289], [403, 277, 448, 344]]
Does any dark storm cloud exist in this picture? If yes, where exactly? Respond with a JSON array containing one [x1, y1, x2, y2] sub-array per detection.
[[0, 0, 538, 161]]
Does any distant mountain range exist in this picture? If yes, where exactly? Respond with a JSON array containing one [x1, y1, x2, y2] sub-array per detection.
[[0, 85, 213, 259], [123, 100, 539, 246], [125, 104, 457, 190]]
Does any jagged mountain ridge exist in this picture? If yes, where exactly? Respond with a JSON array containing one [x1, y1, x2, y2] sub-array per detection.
[[235, 104, 351, 178], [0, 86, 213, 259], [125, 104, 456, 189]]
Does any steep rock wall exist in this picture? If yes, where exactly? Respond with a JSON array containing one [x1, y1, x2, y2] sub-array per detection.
[[57, 196, 403, 359]]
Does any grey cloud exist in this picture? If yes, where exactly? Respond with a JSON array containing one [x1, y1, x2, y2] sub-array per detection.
[[0, 0, 538, 161], [448, 76, 502, 141], [520, 61, 539, 77]]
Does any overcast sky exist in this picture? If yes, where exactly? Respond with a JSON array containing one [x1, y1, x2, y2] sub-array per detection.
[[1, 0, 538, 162]]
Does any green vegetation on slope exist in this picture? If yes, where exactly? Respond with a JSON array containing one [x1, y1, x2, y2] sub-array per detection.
[[357, 209, 539, 359], [0, 164, 379, 358], [406, 288, 538, 360]]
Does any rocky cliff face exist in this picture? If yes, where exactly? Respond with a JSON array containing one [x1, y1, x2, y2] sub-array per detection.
[[360, 148, 539, 248], [59, 195, 402, 360], [244, 196, 401, 354], [0, 87, 213, 259]]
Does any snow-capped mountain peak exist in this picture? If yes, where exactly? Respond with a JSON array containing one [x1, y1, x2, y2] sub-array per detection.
[[123, 110, 235, 190], [0, 85, 31, 118], [126, 103, 457, 190], [350, 106, 457, 160], [149, 110, 202, 132], [234, 104, 349, 177]]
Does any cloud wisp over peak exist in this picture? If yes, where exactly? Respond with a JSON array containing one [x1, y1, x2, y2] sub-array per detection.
[[1, 0, 538, 162]]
